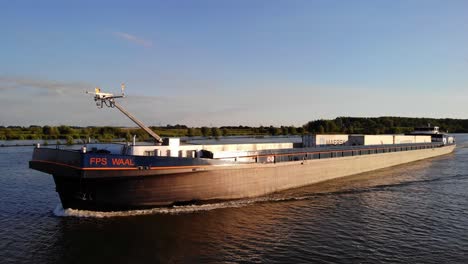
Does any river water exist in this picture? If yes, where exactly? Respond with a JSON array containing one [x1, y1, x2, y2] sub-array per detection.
[[1, 136, 467, 263]]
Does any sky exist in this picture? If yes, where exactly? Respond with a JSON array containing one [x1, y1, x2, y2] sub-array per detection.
[[1, 0, 468, 127]]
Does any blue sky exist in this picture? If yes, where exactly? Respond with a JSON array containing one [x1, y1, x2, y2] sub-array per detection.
[[1, 0, 468, 127]]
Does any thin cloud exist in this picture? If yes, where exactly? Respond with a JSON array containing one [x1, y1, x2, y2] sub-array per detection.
[[0, 77, 90, 95], [113, 31, 152, 47]]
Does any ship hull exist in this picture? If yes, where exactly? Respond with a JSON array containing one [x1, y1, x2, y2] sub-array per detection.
[[30, 144, 455, 211]]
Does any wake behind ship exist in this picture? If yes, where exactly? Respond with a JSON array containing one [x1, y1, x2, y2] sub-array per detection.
[[29, 87, 456, 211]]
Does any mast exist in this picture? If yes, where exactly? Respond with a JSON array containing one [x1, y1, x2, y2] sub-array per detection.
[[87, 84, 163, 144]]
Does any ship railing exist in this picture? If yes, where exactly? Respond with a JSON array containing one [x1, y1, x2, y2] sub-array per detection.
[[214, 142, 449, 164], [32, 147, 83, 167]]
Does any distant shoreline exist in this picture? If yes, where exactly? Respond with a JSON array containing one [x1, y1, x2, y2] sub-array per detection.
[[2, 117, 468, 143]]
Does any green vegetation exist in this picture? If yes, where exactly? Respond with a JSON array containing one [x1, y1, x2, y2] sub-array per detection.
[[304, 117, 468, 134], [0, 124, 303, 142], [0, 117, 466, 142]]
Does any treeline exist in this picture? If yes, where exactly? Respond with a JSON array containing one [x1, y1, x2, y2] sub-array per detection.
[[1, 117, 467, 142], [304, 117, 468, 134], [0, 125, 305, 142], [0, 126, 136, 142], [188, 126, 305, 138]]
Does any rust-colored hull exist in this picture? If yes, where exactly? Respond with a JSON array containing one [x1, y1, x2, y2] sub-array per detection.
[[30, 144, 455, 211]]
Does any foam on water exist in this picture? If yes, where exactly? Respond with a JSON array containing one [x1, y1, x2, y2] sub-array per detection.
[[53, 199, 258, 218], [51, 194, 321, 218]]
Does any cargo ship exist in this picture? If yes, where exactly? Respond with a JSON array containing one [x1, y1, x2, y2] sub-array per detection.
[[29, 87, 456, 211]]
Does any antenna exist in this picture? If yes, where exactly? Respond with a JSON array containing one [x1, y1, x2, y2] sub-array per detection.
[[86, 84, 163, 144], [121, 83, 125, 96]]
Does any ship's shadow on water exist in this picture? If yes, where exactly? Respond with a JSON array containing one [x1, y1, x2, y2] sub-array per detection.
[[48, 194, 346, 264]]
